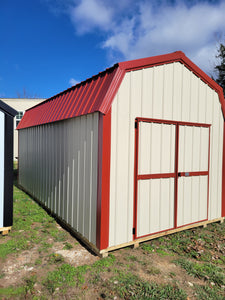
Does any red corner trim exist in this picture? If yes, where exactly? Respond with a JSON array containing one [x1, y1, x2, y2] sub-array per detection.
[[96, 109, 111, 250], [100, 67, 126, 115], [222, 122, 225, 217]]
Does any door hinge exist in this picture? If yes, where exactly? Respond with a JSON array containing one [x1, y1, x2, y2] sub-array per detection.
[[135, 122, 138, 129], [132, 227, 136, 235]]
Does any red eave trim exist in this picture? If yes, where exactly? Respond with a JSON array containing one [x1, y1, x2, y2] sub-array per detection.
[[96, 109, 111, 250], [119, 51, 184, 71]]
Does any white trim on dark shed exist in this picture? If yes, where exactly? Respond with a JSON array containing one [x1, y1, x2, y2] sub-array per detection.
[[0, 100, 17, 231]]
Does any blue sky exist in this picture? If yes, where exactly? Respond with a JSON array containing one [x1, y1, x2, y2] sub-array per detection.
[[0, 0, 225, 99]]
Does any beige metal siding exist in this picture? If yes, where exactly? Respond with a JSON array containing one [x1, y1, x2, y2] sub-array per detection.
[[137, 122, 175, 237], [139, 122, 176, 174], [109, 62, 224, 247], [177, 125, 209, 226], [138, 178, 174, 237], [178, 126, 209, 172], [177, 176, 208, 226], [19, 113, 99, 245]]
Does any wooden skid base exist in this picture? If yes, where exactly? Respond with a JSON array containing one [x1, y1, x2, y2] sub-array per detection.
[[100, 217, 225, 255], [0, 226, 11, 235]]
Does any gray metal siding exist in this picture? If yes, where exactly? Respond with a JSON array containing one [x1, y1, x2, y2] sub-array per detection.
[[19, 113, 99, 245]]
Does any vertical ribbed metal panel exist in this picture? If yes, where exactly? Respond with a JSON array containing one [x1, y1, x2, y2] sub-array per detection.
[[19, 113, 99, 245], [177, 126, 209, 226], [109, 62, 224, 247], [137, 122, 176, 237], [0, 111, 4, 227], [139, 122, 176, 174], [138, 178, 174, 236]]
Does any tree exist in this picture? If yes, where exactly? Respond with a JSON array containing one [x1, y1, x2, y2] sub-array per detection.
[[215, 43, 225, 96], [16, 87, 40, 99]]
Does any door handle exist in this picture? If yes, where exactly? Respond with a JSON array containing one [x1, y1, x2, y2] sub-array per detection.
[[178, 172, 181, 177]]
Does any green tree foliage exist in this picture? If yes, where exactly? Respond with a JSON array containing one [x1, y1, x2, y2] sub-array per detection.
[[215, 43, 225, 96]]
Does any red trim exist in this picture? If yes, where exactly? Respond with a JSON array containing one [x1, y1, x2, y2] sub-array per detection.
[[222, 122, 225, 217], [17, 130, 20, 185], [134, 217, 208, 240], [176, 218, 208, 229], [136, 117, 211, 128], [138, 173, 175, 180], [96, 110, 111, 250], [136, 226, 175, 240], [133, 120, 139, 240], [119, 51, 184, 72], [100, 68, 126, 114], [207, 127, 211, 220], [178, 171, 208, 177], [174, 124, 179, 229]]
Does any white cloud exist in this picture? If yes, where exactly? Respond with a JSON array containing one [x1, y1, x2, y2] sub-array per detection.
[[69, 0, 114, 34], [69, 78, 80, 86], [46, 0, 225, 75], [102, 1, 225, 74]]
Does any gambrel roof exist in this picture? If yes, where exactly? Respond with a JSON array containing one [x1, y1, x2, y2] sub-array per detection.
[[17, 51, 225, 130]]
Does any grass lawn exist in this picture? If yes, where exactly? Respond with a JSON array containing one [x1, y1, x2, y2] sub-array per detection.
[[0, 184, 225, 299]]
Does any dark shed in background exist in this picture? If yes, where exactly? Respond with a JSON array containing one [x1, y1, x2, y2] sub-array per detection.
[[0, 100, 17, 234]]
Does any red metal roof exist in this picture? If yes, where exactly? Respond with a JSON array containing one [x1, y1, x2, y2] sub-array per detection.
[[17, 51, 225, 129]]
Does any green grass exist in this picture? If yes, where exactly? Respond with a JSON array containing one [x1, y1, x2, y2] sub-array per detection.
[[141, 223, 225, 264], [48, 253, 64, 264], [0, 186, 60, 259], [141, 242, 172, 256], [0, 286, 25, 299], [109, 271, 187, 299], [0, 276, 37, 299], [194, 284, 225, 300], [48, 229, 67, 242], [43, 263, 89, 294], [174, 258, 225, 286], [0, 236, 32, 258], [24, 275, 37, 294], [63, 242, 73, 250], [146, 266, 161, 275], [35, 258, 42, 265], [43, 254, 116, 294], [13, 187, 54, 232]]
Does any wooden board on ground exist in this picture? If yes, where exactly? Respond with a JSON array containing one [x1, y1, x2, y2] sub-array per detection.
[[0, 226, 11, 235]]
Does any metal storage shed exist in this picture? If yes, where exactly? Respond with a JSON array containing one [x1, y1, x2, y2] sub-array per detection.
[[0, 100, 17, 234], [17, 51, 225, 256]]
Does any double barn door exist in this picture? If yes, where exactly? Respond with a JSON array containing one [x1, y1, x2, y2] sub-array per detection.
[[134, 118, 210, 239]]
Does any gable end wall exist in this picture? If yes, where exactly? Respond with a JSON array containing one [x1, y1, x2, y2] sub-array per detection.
[[109, 62, 224, 247]]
